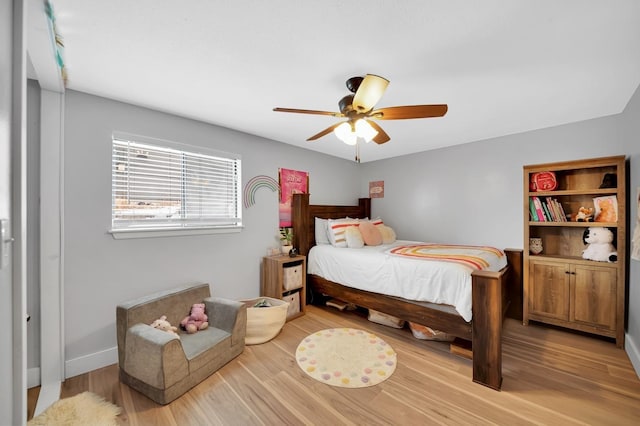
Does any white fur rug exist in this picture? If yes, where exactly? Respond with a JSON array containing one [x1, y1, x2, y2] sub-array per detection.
[[28, 391, 121, 426]]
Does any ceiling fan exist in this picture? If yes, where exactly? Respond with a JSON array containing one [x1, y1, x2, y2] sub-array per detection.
[[273, 74, 448, 146]]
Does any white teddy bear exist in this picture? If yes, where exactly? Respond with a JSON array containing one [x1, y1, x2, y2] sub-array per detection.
[[582, 227, 617, 262]]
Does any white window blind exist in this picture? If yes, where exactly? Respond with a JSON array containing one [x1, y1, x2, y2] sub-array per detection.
[[112, 136, 241, 233]]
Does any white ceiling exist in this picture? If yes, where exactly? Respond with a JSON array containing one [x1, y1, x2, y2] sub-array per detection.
[[40, 0, 640, 162]]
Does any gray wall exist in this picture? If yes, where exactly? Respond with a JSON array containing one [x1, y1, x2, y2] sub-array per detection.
[[27, 84, 640, 379], [623, 83, 640, 370], [62, 90, 361, 371], [26, 79, 40, 371], [360, 84, 640, 372]]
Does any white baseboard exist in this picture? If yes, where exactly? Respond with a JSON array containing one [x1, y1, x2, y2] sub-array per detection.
[[27, 367, 40, 388], [626, 332, 640, 379], [64, 346, 118, 379]]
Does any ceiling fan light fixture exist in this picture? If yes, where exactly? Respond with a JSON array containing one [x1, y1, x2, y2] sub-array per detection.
[[353, 74, 389, 112], [355, 119, 378, 143], [274, 73, 447, 149], [334, 122, 357, 145]]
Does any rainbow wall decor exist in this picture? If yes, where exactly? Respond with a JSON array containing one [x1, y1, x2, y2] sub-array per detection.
[[243, 175, 280, 208]]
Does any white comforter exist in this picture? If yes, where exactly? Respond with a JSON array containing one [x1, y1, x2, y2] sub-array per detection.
[[307, 241, 507, 322]]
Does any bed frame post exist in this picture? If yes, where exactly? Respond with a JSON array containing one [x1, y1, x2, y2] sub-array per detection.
[[471, 270, 503, 390], [359, 198, 371, 217], [292, 193, 311, 256]]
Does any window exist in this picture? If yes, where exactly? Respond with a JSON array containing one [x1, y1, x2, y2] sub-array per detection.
[[111, 133, 242, 238]]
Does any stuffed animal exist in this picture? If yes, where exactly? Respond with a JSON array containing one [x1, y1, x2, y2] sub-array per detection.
[[180, 303, 209, 334], [582, 227, 617, 262], [150, 315, 180, 338], [594, 198, 617, 222], [573, 207, 594, 222]]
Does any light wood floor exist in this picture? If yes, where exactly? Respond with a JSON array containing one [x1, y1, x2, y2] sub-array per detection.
[[35, 305, 640, 425]]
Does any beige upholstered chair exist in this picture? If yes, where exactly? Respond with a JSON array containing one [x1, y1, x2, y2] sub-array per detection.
[[116, 283, 246, 404]]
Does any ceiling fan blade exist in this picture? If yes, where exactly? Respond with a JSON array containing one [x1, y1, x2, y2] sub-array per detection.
[[371, 104, 448, 120], [352, 74, 389, 113], [367, 120, 391, 144], [273, 107, 344, 117], [307, 122, 344, 141]]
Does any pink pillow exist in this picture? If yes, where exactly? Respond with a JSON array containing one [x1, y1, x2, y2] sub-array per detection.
[[359, 221, 382, 246]]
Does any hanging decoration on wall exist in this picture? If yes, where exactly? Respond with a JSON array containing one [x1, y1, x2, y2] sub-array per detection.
[[369, 181, 384, 198], [243, 175, 280, 209], [279, 168, 309, 227], [45, 0, 68, 86]]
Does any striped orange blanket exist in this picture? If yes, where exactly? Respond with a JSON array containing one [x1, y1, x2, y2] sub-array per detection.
[[388, 244, 504, 271]]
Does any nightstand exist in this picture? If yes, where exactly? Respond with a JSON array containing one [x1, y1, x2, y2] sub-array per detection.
[[261, 254, 306, 320]]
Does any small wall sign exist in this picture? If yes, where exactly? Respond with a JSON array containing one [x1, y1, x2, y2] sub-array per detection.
[[369, 181, 384, 198]]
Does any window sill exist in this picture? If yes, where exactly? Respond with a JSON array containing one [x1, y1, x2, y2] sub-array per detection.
[[109, 225, 243, 240]]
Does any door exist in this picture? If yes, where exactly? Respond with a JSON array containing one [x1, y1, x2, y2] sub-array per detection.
[[1, 1, 27, 424], [571, 264, 617, 330], [529, 259, 570, 321]]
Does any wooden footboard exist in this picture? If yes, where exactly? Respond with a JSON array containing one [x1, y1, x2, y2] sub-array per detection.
[[291, 193, 523, 390], [470, 267, 506, 390], [308, 257, 514, 391]]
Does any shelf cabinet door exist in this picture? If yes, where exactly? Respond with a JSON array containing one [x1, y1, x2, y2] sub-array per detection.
[[529, 260, 570, 321], [571, 264, 616, 330]]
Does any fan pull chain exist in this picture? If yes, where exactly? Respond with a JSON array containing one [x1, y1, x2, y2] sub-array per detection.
[[355, 142, 360, 163]]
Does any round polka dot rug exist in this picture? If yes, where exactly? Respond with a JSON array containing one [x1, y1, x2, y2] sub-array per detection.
[[295, 327, 397, 388]]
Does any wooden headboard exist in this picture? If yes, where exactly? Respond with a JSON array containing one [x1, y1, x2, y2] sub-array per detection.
[[292, 193, 371, 256]]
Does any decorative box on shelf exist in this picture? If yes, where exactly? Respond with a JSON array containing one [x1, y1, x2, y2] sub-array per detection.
[[283, 263, 303, 290], [282, 292, 301, 318], [261, 254, 306, 321]]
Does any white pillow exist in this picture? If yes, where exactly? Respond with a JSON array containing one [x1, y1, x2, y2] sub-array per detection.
[[314, 217, 330, 245], [327, 218, 360, 248], [345, 226, 364, 248]]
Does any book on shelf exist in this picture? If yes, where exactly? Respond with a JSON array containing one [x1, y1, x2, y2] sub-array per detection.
[[546, 197, 565, 222], [556, 199, 564, 221], [559, 200, 568, 221], [543, 197, 556, 221], [532, 196, 547, 222], [533, 196, 568, 222], [529, 198, 539, 221], [541, 200, 553, 221], [555, 199, 568, 221]]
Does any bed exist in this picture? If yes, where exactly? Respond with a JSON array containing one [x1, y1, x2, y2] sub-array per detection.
[[291, 193, 523, 390]]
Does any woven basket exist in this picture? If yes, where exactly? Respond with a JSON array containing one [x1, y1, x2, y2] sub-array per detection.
[[241, 297, 289, 345]]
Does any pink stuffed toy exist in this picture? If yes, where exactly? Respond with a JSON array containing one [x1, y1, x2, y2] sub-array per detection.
[[180, 303, 209, 334]]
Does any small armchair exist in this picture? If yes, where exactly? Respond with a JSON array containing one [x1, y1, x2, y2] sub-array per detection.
[[116, 283, 246, 405]]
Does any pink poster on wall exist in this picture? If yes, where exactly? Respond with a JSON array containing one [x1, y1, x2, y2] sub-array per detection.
[[279, 168, 309, 227], [369, 180, 384, 198]]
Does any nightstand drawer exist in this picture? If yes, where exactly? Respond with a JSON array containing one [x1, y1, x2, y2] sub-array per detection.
[[283, 292, 301, 318], [283, 264, 303, 290]]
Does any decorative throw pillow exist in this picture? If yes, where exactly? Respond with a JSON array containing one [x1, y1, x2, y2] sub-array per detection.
[[314, 217, 330, 245], [369, 217, 384, 227], [379, 225, 396, 244], [359, 221, 382, 246], [327, 218, 360, 247], [345, 226, 364, 248]]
